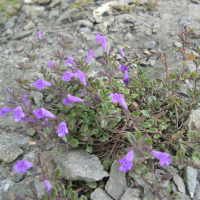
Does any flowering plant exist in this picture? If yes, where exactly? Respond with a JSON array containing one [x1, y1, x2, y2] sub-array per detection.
[[2, 26, 200, 199]]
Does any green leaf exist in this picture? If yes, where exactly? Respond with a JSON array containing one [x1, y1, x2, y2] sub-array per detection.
[[153, 102, 161, 109], [98, 89, 103, 97], [147, 97, 153, 104], [156, 79, 162, 83], [131, 93, 139, 99], [86, 182, 97, 189], [166, 184, 173, 194], [60, 65, 65, 70], [54, 169, 60, 178], [103, 160, 110, 171], [41, 194, 47, 200], [146, 119, 154, 126], [168, 73, 176, 80], [189, 130, 196, 141], [187, 88, 194, 97], [22, 79, 28, 84], [141, 122, 151, 128], [192, 71, 197, 80], [55, 147, 61, 154], [193, 89, 200, 96], [143, 137, 152, 145], [153, 178, 159, 186], [126, 132, 134, 145], [192, 151, 200, 163], [135, 129, 141, 140], [176, 151, 182, 159], [81, 65, 85, 71], [80, 195, 87, 200], [141, 110, 150, 118], [50, 188, 56, 199], [104, 97, 112, 102], [61, 184, 66, 198], [70, 190, 76, 200], [70, 139, 79, 148], [148, 128, 158, 132], [86, 146, 92, 153]]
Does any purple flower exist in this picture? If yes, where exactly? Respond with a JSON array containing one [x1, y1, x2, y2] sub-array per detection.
[[118, 65, 128, 72], [118, 150, 134, 173], [95, 34, 106, 52], [23, 117, 30, 123], [123, 71, 130, 85], [86, 50, 97, 64], [56, 122, 68, 137], [5, 86, 11, 93], [33, 79, 51, 90], [13, 160, 34, 173], [34, 108, 55, 119], [24, 101, 30, 106], [41, 54, 45, 58], [73, 70, 86, 86], [44, 180, 52, 194], [47, 60, 54, 68], [109, 93, 128, 110], [13, 106, 25, 122], [35, 31, 42, 40], [61, 72, 74, 82], [63, 94, 84, 106], [23, 94, 29, 101], [0, 107, 13, 116], [149, 150, 172, 166], [120, 48, 125, 57], [65, 55, 76, 68]]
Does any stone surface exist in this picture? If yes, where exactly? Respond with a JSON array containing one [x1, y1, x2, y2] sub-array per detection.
[[24, 21, 35, 30], [183, 166, 198, 198], [172, 192, 190, 200], [14, 30, 33, 40], [158, 165, 178, 176], [105, 161, 127, 200], [1, 144, 24, 163], [26, 127, 36, 136], [90, 188, 112, 200], [45, 94, 54, 102], [180, 16, 192, 26], [55, 150, 109, 182], [172, 174, 186, 194], [144, 41, 156, 49], [120, 188, 141, 200], [30, 91, 43, 104]]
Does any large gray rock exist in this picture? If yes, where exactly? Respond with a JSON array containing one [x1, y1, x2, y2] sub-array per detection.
[[54, 150, 109, 182], [90, 188, 112, 200], [188, 108, 200, 135], [121, 188, 141, 200], [105, 161, 127, 200], [172, 174, 186, 194], [144, 41, 156, 49], [57, 8, 76, 23], [183, 166, 198, 198], [31, 91, 43, 104]]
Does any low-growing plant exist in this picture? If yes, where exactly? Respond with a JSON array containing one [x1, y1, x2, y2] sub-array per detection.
[[68, 0, 94, 10], [2, 26, 200, 199]]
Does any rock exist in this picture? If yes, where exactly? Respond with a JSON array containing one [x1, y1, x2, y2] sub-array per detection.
[[10, 170, 24, 183], [158, 165, 178, 176], [123, 14, 137, 24], [98, 21, 108, 32], [30, 91, 43, 104], [0, 133, 31, 161], [46, 37, 54, 44], [34, 178, 46, 198], [77, 20, 93, 28], [105, 161, 127, 200], [134, 172, 155, 187], [188, 108, 200, 135], [183, 166, 198, 198], [14, 30, 33, 40], [150, 60, 156, 66], [180, 16, 192, 26], [48, 10, 60, 18], [0, 165, 9, 180], [57, 8, 76, 23], [36, 0, 50, 5], [26, 128, 36, 136], [5, 29, 13, 36], [0, 178, 15, 195], [22, 148, 40, 163], [90, 188, 112, 200], [172, 192, 190, 200], [79, 27, 91, 33], [171, 31, 175, 36], [191, 0, 200, 4], [5, 21, 14, 29], [142, 187, 155, 200], [172, 174, 186, 194], [24, 0, 34, 4], [120, 188, 141, 200], [124, 32, 133, 41], [46, 0, 61, 9], [55, 150, 109, 182], [1, 144, 24, 163], [144, 41, 156, 49], [118, 0, 136, 6], [193, 182, 200, 200], [24, 21, 35, 30], [174, 42, 182, 48], [45, 94, 54, 102]]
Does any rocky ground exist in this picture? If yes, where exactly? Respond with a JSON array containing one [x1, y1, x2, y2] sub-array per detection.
[[1, 0, 200, 199]]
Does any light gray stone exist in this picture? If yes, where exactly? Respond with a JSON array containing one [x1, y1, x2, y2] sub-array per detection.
[[36, 0, 50, 5], [90, 188, 112, 200], [172, 192, 190, 200], [79, 27, 91, 33], [45, 94, 54, 102], [48, 10, 60, 18], [193, 182, 200, 200], [30, 91, 43, 104], [98, 21, 108, 32], [24, 21, 35, 30], [134, 172, 155, 187], [180, 16, 192, 26], [55, 150, 109, 182], [174, 42, 182, 48], [5, 21, 15, 29], [191, 0, 200, 3], [26, 128, 36, 136], [150, 60, 156, 66], [105, 161, 127, 200], [14, 30, 33, 40], [77, 20, 93, 28], [124, 32, 133, 41], [57, 8, 76, 23], [47, 0, 61, 9], [183, 166, 198, 198], [158, 165, 178, 176], [118, 0, 136, 6], [144, 41, 156, 49], [1, 144, 24, 163], [188, 108, 200, 135], [172, 174, 186, 194], [120, 188, 141, 200]]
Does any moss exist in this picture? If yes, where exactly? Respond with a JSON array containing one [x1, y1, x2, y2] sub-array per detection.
[[0, 0, 19, 11]]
